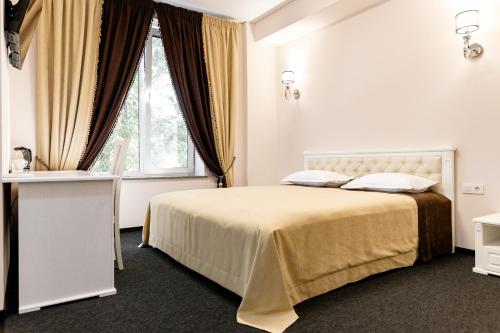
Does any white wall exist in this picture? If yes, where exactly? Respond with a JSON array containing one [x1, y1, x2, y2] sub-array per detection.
[[245, 23, 280, 185], [234, 24, 248, 187], [8, 33, 37, 163], [120, 177, 216, 228], [265, 0, 500, 249]]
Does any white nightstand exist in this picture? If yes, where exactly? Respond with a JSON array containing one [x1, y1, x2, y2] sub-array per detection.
[[473, 213, 500, 277]]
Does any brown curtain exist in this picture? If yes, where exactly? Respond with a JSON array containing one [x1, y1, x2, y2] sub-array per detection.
[[36, 0, 103, 170], [155, 3, 225, 186], [78, 0, 154, 170], [202, 15, 240, 187]]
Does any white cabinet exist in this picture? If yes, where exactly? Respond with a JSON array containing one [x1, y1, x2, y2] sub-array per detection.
[[473, 213, 500, 277]]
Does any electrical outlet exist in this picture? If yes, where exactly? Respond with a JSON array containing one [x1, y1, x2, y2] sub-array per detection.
[[462, 183, 484, 195]]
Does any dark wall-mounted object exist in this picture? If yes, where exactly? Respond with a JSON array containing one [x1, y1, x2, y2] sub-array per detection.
[[4, 0, 33, 69]]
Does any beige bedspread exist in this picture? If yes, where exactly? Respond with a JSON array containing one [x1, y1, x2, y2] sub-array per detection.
[[141, 186, 418, 332]]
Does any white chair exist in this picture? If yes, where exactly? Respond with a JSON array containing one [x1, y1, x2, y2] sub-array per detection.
[[110, 139, 129, 270]]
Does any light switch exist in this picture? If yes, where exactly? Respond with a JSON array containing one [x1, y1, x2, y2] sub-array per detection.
[[462, 183, 484, 195]]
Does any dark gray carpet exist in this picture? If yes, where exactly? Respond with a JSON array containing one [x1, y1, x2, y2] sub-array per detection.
[[2, 231, 500, 333]]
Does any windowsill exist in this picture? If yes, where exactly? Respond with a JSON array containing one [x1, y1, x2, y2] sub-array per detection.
[[123, 174, 208, 181]]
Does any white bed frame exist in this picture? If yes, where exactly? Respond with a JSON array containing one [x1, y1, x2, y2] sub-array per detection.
[[304, 145, 457, 251]]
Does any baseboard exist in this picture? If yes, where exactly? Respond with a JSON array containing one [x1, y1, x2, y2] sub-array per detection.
[[18, 288, 117, 314], [455, 247, 475, 256], [120, 226, 142, 233]]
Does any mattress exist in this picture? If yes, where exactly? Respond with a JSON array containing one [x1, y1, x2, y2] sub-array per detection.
[[141, 185, 450, 332]]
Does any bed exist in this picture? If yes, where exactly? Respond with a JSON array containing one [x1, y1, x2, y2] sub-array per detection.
[[141, 146, 456, 332]]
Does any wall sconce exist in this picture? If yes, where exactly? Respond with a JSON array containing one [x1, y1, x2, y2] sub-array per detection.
[[281, 70, 300, 100], [455, 10, 483, 59]]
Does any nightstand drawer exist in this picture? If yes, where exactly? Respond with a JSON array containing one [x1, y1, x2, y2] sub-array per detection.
[[486, 251, 500, 273]]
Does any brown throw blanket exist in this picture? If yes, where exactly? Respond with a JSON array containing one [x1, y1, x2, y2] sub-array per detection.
[[405, 192, 452, 262]]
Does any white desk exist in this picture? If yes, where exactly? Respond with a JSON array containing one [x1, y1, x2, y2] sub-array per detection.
[[3, 171, 119, 313]]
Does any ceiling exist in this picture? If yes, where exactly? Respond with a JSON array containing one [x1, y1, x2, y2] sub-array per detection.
[[159, 0, 292, 22]]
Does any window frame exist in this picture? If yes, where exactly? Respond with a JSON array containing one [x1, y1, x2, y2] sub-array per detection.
[[124, 24, 195, 178]]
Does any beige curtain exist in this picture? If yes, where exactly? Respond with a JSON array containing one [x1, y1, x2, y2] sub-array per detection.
[[19, 0, 43, 67], [202, 15, 240, 187], [36, 0, 102, 170]]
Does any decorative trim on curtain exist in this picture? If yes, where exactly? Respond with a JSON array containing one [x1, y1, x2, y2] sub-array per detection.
[[77, 0, 155, 170], [155, 3, 226, 186], [36, 0, 103, 170], [202, 15, 240, 187]]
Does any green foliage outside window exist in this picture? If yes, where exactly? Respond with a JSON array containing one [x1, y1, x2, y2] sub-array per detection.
[[92, 34, 189, 174]]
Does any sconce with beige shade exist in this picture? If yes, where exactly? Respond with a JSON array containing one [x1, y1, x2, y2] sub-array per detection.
[[455, 10, 483, 59], [281, 70, 300, 100]]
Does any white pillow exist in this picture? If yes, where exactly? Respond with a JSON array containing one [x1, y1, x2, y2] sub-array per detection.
[[341, 173, 437, 193], [281, 170, 353, 188]]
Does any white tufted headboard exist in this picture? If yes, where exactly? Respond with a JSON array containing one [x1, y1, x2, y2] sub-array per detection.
[[304, 145, 457, 249]]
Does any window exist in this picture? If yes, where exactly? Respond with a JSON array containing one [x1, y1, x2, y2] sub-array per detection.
[[92, 22, 194, 176]]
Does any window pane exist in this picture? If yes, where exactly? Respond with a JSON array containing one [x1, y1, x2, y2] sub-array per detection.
[[149, 36, 189, 169], [91, 72, 140, 172]]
